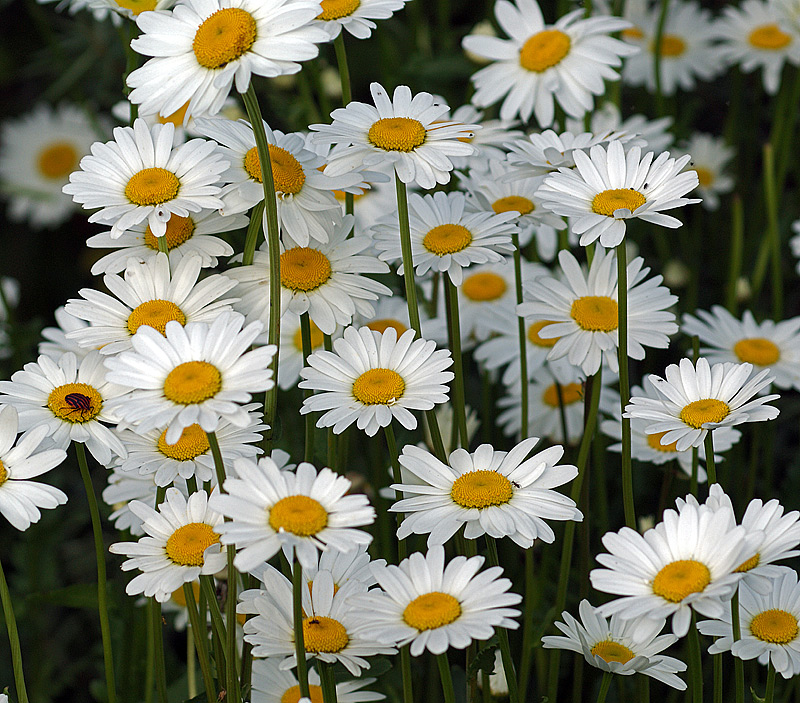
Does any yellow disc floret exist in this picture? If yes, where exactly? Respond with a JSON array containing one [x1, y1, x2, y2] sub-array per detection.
[[366, 319, 409, 336], [653, 34, 686, 56], [282, 685, 324, 703], [280, 247, 333, 292], [352, 368, 405, 405], [244, 144, 306, 195], [47, 383, 103, 423], [462, 272, 507, 302], [302, 615, 350, 653], [694, 167, 714, 188], [0, 460, 7, 486], [317, 0, 360, 20], [115, 0, 157, 14], [450, 470, 514, 509], [125, 167, 180, 206], [422, 224, 473, 256], [519, 29, 571, 72], [750, 609, 799, 644], [570, 295, 619, 332], [646, 430, 679, 453], [652, 559, 711, 602], [492, 195, 534, 216], [542, 382, 583, 408], [157, 102, 191, 128], [748, 23, 792, 50], [163, 361, 222, 405], [733, 337, 780, 366], [193, 8, 257, 69], [127, 299, 187, 336], [367, 117, 426, 152], [527, 320, 558, 347], [591, 188, 646, 217], [403, 592, 462, 631], [679, 399, 730, 429], [165, 522, 220, 566], [157, 424, 210, 461], [37, 142, 78, 180], [292, 320, 326, 352], [590, 640, 635, 664], [735, 553, 760, 573], [269, 495, 328, 536], [144, 215, 195, 251]]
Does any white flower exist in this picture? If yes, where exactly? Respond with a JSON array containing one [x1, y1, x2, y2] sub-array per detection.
[[275, 312, 335, 391], [39, 307, 90, 362], [437, 104, 524, 166], [313, 0, 409, 40], [672, 133, 735, 211], [564, 102, 674, 154]]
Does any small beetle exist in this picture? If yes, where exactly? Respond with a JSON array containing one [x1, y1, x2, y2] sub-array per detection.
[[62, 392, 93, 419]]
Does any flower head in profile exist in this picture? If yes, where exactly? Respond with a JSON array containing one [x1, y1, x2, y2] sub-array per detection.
[[313, 0, 410, 40]]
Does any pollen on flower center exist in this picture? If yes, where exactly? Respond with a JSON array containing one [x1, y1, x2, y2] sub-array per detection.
[[422, 224, 473, 256], [694, 167, 714, 187], [733, 337, 780, 366], [163, 361, 222, 405], [748, 23, 792, 50], [367, 117, 427, 152], [269, 495, 328, 536], [281, 684, 324, 703], [47, 382, 103, 423], [165, 522, 220, 566], [302, 616, 349, 653], [590, 639, 635, 664], [450, 470, 514, 509], [292, 320, 326, 352], [735, 552, 761, 573], [366, 319, 409, 336], [403, 592, 462, 631], [622, 26, 644, 40], [244, 145, 306, 195], [591, 188, 646, 217], [542, 382, 583, 408], [37, 142, 78, 180], [652, 559, 711, 602], [127, 299, 187, 336], [280, 247, 333, 292], [144, 215, 195, 251], [462, 272, 507, 301], [157, 423, 210, 461], [0, 460, 7, 486], [352, 368, 405, 405], [750, 609, 799, 644], [570, 295, 619, 332], [652, 34, 686, 56], [679, 398, 730, 429], [519, 29, 572, 72], [492, 195, 535, 216], [169, 580, 200, 608], [527, 320, 558, 347], [646, 430, 679, 453], [316, 0, 360, 20], [115, 0, 157, 14], [157, 102, 191, 128], [125, 167, 180, 206], [193, 8, 257, 69]]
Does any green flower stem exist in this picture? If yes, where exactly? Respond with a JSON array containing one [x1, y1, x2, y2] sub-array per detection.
[[183, 583, 217, 703], [0, 552, 29, 703], [776, 67, 800, 191], [301, 312, 316, 462], [688, 612, 703, 703], [725, 196, 744, 314], [713, 651, 722, 703], [383, 423, 407, 562], [518, 549, 535, 703], [75, 442, 117, 703], [638, 674, 650, 703], [124, 22, 139, 124], [512, 232, 529, 441], [242, 84, 282, 456], [293, 557, 311, 698], [145, 601, 155, 703], [596, 672, 612, 703], [765, 660, 776, 703], [200, 576, 228, 677], [731, 591, 744, 703], [547, 367, 603, 703], [763, 143, 783, 320], [187, 625, 197, 699], [401, 645, 414, 703], [485, 537, 519, 703], [481, 669, 491, 703], [157, 235, 169, 256], [444, 280, 469, 448], [242, 200, 265, 267], [149, 599, 168, 703], [704, 431, 717, 486], [437, 653, 456, 703], [616, 244, 635, 529], [652, 0, 671, 115], [690, 447, 699, 498], [319, 660, 338, 703], [333, 33, 352, 106]]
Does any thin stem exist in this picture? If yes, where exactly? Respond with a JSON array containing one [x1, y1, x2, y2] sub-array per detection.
[[157, 235, 169, 256], [597, 672, 612, 703], [485, 538, 519, 703], [75, 442, 117, 703], [512, 232, 529, 440], [145, 599, 155, 703], [150, 600, 168, 703], [293, 558, 311, 698], [332, 33, 352, 106], [200, 575, 228, 682], [765, 660, 776, 703], [763, 143, 783, 320], [437, 653, 456, 703], [704, 431, 717, 486], [616, 244, 635, 529], [731, 591, 744, 703], [652, 0, 671, 115], [187, 625, 197, 699], [638, 674, 650, 703], [401, 646, 414, 703], [318, 660, 339, 703], [688, 613, 703, 703], [518, 550, 535, 703], [183, 583, 217, 703], [242, 200, 265, 267], [725, 196, 744, 314], [444, 280, 469, 448], [713, 652, 723, 703], [690, 447, 699, 498], [301, 312, 316, 463], [0, 553, 29, 703]]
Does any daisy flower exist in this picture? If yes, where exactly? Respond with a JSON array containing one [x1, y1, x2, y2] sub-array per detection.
[[672, 133, 735, 211], [542, 600, 687, 689], [461, 0, 637, 125], [103, 467, 189, 535], [313, 0, 409, 40], [518, 249, 678, 376], [590, 500, 753, 636], [228, 215, 390, 335], [436, 104, 524, 166], [65, 253, 237, 355], [371, 191, 517, 285], [624, 357, 780, 452], [209, 457, 374, 571], [354, 295, 414, 338], [275, 312, 333, 391], [299, 326, 454, 437], [681, 306, 800, 391], [564, 102, 674, 154], [391, 437, 582, 548], [535, 140, 700, 248], [0, 104, 102, 229], [127, 0, 328, 121], [0, 351, 127, 466], [86, 208, 242, 275], [63, 119, 227, 239], [311, 82, 478, 190], [714, 0, 800, 94], [39, 307, 90, 362], [105, 312, 275, 444], [303, 543, 380, 590], [109, 488, 226, 602], [699, 570, 800, 678], [0, 406, 68, 531], [83, 0, 175, 21], [354, 546, 522, 656]]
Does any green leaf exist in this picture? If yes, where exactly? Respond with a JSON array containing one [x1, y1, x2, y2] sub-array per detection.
[[750, 686, 766, 703], [466, 638, 499, 679]]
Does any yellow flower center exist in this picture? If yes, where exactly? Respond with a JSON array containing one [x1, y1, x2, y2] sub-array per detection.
[[127, 299, 187, 336], [192, 8, 257, 69], [302, 616, 349, 653], [366, 319, 409, 336], [422, 223, 473, 256], [750, 609, 799, 644], [646, 430, 679, 453], [163, 361, 222, 405], [125, 168, 180, 207], [282, 685, 324, 703], [0, 460, 7, 486], [492, 195, 534, 216], [292, 320, 326, 352], [570, 295, 619, 332], [590, 640, 635, 664], [652, 559, 711, 602], [679, 399, 730, 429], [280, 247, 332, 292], [157, 102, 191, 127], [733, 337, 780, 366], [735, 552, 760, 573], [694, 167, 714, 187], [170, 580, 200, 608], [403, 592, 462, 631], [269, 495, 329, 536], [527, 320, 558, 347], [542, 382, 583, 408], [367, 117, 427, 152], [317, 0, 360, 20], [652, 34, 686, 56], [114, 0, 157, 14], [144, 215, 195, 251], [748, 23, 792, 50], [519, 29, 571, 72], [165, 522, 220, 566], [622, 26, 645, 40], [37, 142, 78, 180], [244, 144, 306, 195], [157, 423, 210, 461], [462, 272, 507, 302], [450, 470, 514, 509], [591, 188, 646, 217], [352, 368, 405, 405], [47, 383, 103, 423]]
